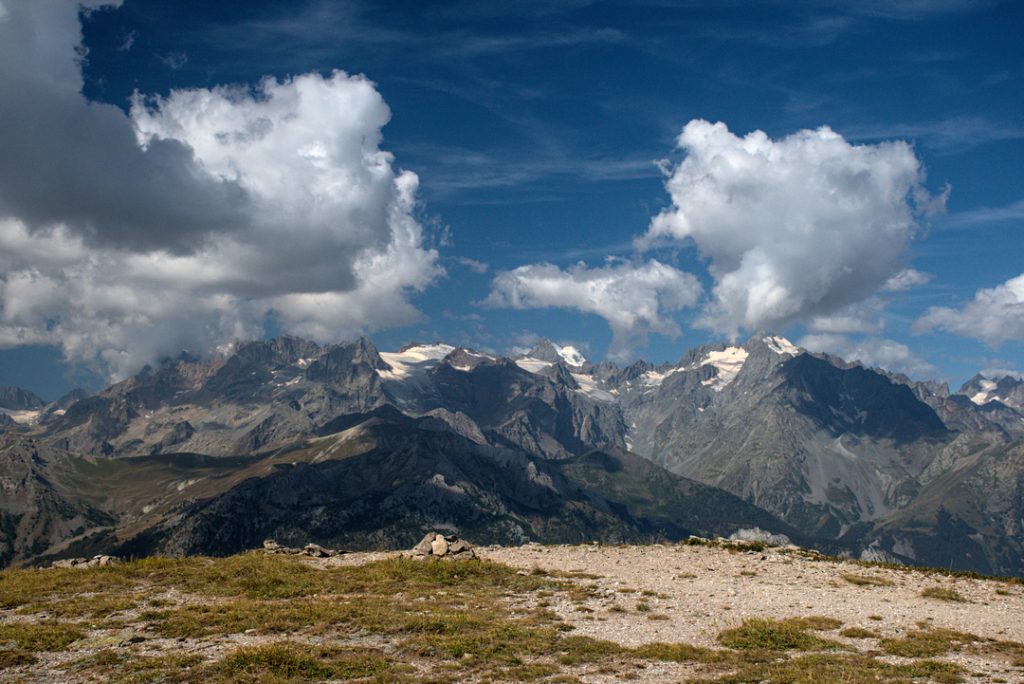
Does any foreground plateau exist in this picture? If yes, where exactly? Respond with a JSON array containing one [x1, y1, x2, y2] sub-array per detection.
[[1, 542, 1023, 682]]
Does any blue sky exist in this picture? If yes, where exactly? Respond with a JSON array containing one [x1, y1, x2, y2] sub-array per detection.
[[0, 0, 1022, 398]]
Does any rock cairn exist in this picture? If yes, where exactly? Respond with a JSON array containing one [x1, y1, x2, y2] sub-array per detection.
[[407, 532, 476, 560], [261, 539, 344, 558]]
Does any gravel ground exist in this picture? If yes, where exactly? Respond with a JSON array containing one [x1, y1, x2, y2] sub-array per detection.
[[473, 542, 1024, 682]]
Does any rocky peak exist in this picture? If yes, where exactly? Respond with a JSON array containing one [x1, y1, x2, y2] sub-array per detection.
[[525, 339, 562, 363], [308, 337, 389, 378], [0, 386, 45, 410], [52, 388, 91, 410], [958, 373, 1024, 410]]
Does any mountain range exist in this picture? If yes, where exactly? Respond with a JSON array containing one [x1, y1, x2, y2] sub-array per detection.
[[2, 334, 1023, 575]]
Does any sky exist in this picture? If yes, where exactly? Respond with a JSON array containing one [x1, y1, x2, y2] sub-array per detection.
[[0, 0, 1022, 399]]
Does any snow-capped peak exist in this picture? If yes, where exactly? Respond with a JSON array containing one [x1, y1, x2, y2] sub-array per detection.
[[763, 336, 800, 357], [556, 345, 587, 367]]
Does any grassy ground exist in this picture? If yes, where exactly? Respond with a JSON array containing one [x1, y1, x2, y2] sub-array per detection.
[[0, 551, 1019, 682]]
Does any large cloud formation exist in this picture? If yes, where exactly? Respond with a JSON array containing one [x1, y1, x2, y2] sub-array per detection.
[[915, 273, 1024, 346], [0, 0, 440, 378], [798, 332, 937, 379], [642, 120, 940, 338], [485, 260, 702, 360]]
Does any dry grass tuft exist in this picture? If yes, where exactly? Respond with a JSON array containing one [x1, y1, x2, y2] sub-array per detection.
[[921, 587, 967, 602], [841, 572, 894, 587]]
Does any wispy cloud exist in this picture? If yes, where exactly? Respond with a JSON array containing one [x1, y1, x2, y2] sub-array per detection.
[[433, 27, 626, 56], [155, 51, 188, 70], [452, 257, 489, 274], [201, 0, 625, 65], [399, 142, 663, 198], [843, 0, 998, 20], [118, 30, 136, 52], [841, 116, 1024, 153], [938, 199, 1024, 230]]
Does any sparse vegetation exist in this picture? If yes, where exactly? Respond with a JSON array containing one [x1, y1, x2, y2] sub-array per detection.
[[217, 643, 397, 681], [0, 649, 37, 669], [879, 628, 978, 657], [691, 653, 964, 684], [921, 586, 967, 602], [841, 572, 895, 587], [717, 618, 844, 651], [840, 626, 881, 639]]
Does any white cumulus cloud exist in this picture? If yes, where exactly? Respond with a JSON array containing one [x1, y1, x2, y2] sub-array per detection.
[[915, 273, 1024, 346], [0, 1, 441, 379], [641, 120, 941, 338], [485, 260, 702, 361]]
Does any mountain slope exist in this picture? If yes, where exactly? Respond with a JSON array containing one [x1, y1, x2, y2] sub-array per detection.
[[0, 416, 800, 566]]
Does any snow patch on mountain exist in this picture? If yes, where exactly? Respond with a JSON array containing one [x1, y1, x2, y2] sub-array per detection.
[[700, 347, 749, 391], [572, 373, 616, 402], [378, 344, 456, 380], [764, 336, 800, 357], [515, 358, 554, 374], [0, 409, 41, 425], [638, 368, 682, 389], [969, 379, 999, 405], [557, 345, 587, 367]]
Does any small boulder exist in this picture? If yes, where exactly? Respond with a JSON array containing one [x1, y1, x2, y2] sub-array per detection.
[[411, 532, 437, 557], [430, 535, 449, 557]]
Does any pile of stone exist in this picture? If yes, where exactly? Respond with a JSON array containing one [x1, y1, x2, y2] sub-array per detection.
[[407, 532, 476, 560], [261, 539, 344, 558], [50, 554, 119, 568]]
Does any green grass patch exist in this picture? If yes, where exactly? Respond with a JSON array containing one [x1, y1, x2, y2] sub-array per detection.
[[693, 653, 964, 683], [717, 618, 843, 651], [0, 621, 85, 651], [17, 593, 138, 618], [879, 628, 978, 658], [66, 650, 204, 683], [215, 642, 396, 681]]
